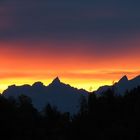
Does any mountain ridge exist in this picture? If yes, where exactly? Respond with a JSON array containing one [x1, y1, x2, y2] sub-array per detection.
[[3, 77, 89, 114], [95, 75, 140, 95], [2, 75, 140, 113]]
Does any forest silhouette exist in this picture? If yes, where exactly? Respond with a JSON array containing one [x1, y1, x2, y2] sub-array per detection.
[[1, 86, 140, 139]]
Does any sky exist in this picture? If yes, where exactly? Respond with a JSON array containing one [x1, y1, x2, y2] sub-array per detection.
[[0, 0, 140, 92]]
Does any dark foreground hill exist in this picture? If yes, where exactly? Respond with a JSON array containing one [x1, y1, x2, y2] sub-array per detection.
[[1, 85, 140, 140]]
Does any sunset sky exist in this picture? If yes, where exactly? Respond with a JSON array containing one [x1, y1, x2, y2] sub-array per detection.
[[0, 0, 140, 92]]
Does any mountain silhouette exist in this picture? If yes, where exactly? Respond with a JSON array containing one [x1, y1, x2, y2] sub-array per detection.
[[3, 77, 89, 114], [51, 77, 61, 85], [95, 75, 140, 95], [2, 75, 140, 113], [118, 75, 128, 84]]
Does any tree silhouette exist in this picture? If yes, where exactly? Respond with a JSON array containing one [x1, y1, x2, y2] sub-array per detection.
[[1, 86, 140, 139], [18, 95, 38, 118]]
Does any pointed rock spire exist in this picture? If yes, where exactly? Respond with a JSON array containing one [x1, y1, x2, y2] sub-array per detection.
[[51, 77, 61, 85], [118, 75, 128, 84]]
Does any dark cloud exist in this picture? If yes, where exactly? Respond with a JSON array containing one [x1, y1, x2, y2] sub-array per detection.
[[0, 0, 140, 44]]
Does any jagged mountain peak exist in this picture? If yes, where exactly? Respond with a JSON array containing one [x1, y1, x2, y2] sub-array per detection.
[[3, 77, 88, 114], [51, 77, 61, 85], [118, 75, 128, 84], [95, 75, 140, 96]]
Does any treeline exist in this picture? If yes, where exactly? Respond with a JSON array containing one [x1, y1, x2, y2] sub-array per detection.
[[1, 87, 140, 139]]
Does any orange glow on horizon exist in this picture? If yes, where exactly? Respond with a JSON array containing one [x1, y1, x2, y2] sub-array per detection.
[[0, 40, 140, 93]]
